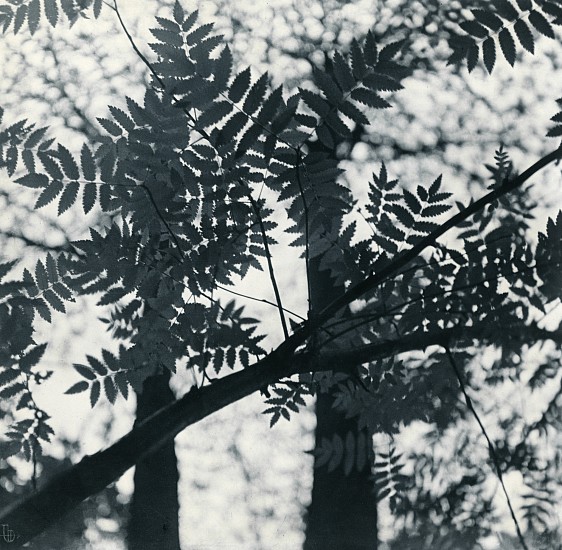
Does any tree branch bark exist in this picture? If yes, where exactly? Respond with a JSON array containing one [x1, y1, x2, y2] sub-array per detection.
[[1, 323, 560, 546]]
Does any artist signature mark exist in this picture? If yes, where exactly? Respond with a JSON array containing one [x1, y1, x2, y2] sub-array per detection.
[[1, 524, 16, 544]]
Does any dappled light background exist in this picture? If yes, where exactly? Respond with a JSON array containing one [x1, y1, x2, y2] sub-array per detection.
[[1, 0, 562, 548]]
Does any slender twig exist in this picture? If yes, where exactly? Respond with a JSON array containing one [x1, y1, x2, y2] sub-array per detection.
[[248, 195, 289, 339], [444, 346, 529, 550], [140, 184, 184, 261], [295, 148, 312, 315], [113, 1, 166, 92], [215, 283, 306, 321]]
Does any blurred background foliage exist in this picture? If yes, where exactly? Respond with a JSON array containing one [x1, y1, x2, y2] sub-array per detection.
[[0, 0, 561, 548]]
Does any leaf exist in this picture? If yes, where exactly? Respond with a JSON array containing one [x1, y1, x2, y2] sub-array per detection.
[[108, 106, 135, 131], [516, 0, 532, 10], [338, 101, 370, 126], [299, 88, 330, 116], [325, 112, 350, 137], [155, 16, 180, 32], [460, 20, 489, 39], [150, 27, 183, 47], [80, 144, 96, 181], [379, 39, 406, 61], [39, 152, 64, 180], [24, 126, 48, 148], [542, 1, 562, 19], [102, 349, 119, 371], [44, 0, 58, 27], [421, 204, 451, 217], [14, 4, 27, 34], [197, 101, 233, 128], [173, 0, 184, 24], [243, 73, 268, 116], [97, 286, 129, 306], [499, 28, 516, 66], [514, 19, 535, 53], [314, 69, 342, 104], [332, 52, 355, 92], [471, 9, 503, 31], [351, 88, 392, 109], [97, 117, 122, 137], [43, 289, 65, 313], [87, 355, 107, 375], [16, 173, 49, 188], [546, 125, 562, 137], [114, 372, 129, 399], [466, 41, 479, 73], [20, 343, 47, 371], [93, 0, 102, 18], [57, 144, 80, 179], [316, 124, 334, 149], [27, 0, 40, 35], [213, 45, 232, 92], [82, 183, 97, 214], [74, 364, 96, 380], [182, 10, 198, 32], [0, 382, 26, 399], [0, 260, 16, 281], [402, 190, 422, 214], [363, 73, 403, 92], [217, 112, 247, 145], [483, 37, 496, 74], [363, 31, 378, 66], [90, 380, 101, 407], [0, 368, 21, 387], [104, 377, 118, 404], [34, 299, 51, 322], [46, 253, 58, 281], [185, 22, 214, 46], [257, 86, 283, 124], [428, 175, 443, 195], [495, 0, 519, 20], [65, 381, 89, 394], [389, 204, 415, 226], [228, 66, 252, 103], [236, 123, 262, 157], [58, 181, 79, 215], [528, 10, 555, 38], [35, 260, 48, 290]]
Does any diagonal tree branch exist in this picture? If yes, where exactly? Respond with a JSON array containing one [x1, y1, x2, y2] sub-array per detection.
[[1, 322, 561, 546], [283, 145, 562, 354], [1, 147, 560, 546]]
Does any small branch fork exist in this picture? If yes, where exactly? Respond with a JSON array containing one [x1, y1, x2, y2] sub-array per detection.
[[444, 346, 529, 550]]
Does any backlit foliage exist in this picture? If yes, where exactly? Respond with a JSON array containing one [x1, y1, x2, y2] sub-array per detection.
[[0, 1, 561, 546]]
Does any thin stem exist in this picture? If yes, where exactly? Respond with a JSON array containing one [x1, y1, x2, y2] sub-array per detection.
[[295, 148, 312, 315], [113, 1, 165, 92], [248, 195, 289, 339], [140, 184, 184, 261], [215, 283, 306, 322], [444, 346, 529, 550]]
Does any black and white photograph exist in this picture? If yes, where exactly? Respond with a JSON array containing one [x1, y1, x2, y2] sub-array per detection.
[[0, 0, 561, 548]]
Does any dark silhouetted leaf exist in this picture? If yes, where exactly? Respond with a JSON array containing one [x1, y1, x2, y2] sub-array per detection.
[[483, 37, 496, 73], [514, 19, 535, 53], [499, 28, 516, 65]]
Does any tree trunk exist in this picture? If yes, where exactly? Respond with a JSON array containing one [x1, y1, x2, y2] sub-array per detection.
[[127, 371, 180, 550], [304, 257, 378, 550]]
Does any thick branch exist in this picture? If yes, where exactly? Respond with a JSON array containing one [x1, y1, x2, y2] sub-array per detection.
[[1, 323, 560, 546], [1, 148, 560, 546]]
